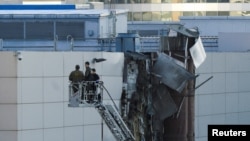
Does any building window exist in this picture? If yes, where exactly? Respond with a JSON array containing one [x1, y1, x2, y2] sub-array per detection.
[[218, 0, 229, 2], [183, 12, 194, 16], [172, 11, 182, 21], [128, 12, 133, 21], [183, 0, 195, 2], [162, 11, 172, 21], [206, 0, 218, 2], [206, 11, 218, 16], [0, 22, 23, 39], [242, 11, 250, 16], [142, 12, 152, 21], [56, 22, 85, 40], [133, 12, 142, 21], [194, 11, 206, 16], [26, 21, 54, 40], [230, 11, 242, 16], [218, 11, 230, 16], [162, 0, 172, 2], [152, 12, 161, 21]]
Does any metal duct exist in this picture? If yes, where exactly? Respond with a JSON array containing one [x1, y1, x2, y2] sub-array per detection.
[[152, 52, 195, 93]]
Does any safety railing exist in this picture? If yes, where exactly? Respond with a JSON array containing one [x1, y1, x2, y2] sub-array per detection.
[[68, 81, 104, 107]]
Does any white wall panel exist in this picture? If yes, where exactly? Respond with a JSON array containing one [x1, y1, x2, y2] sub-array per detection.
[[239, 92, 250, 112], [63, 52, 83, 77], [43, 77, 64, 102], [0, 52, 17, 77], [17, 52, 44, 77], [63, 77, 70, 102], [195, 137, 207, 141], [20, 78, 43, 103], [116, 14, 128, 34], [83, 107, 102, 125], [196, 53, 212, 74], [64, 126, 83, 141], [0, 78, 17, 103], [44, 128, 64, 141], [63, 102, 84, 126], [102, 124, 116, 141], [83, 52, 103, 76], [196, 115, 210, 137], [225, 73, 239, 93], [196, 74, 213, 95], [238, 53, 250, 72], [212, 53, 225, 73], [0, 105, 17, 130], [102, 52, 124, 76], [20, 104, 43, 130], [225, 93, 238, 113], [197, 115, 225, 137], [44, 103, 64, 128], [18, 129, 43, 141], [0, 131, 17, 141], [238, 72, 250, 92], [225, 113, 239, 124], [212, 73, 226, 94], [198, 94, 225, 116], [239, 112, 250, 124], [102, 76, 123, 100], [43, 52, 63, 77], [195, 52, 250, 141], [83, 125, 102, 141], [225, 53, 240, 73]]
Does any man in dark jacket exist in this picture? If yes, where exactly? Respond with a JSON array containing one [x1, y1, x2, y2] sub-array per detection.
[[88, 68, 100, 103], [90, 68, 100, 81], [84, 61, 91, 81], [69, 65, 84, 93]]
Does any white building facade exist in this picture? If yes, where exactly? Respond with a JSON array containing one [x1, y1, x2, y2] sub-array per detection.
[[0, 51, 124, 141]]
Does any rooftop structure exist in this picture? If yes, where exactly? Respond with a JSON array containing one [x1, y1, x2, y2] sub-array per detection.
[[0, 9, 128, 51]]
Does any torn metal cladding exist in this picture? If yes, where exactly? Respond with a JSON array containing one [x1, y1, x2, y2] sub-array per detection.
[[169, 25, 200, 38], [152, 52, 195, 93], [119, 24, 207, 141], [152, 84, 177, 120]]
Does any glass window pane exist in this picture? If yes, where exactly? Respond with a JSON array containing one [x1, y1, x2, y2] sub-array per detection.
[[218, 11, 229, 16], [230, 11, 242, 16], [56, 22, 85, 40], [152, 0, 161, 3], [170, 0, 183, 3], [183, 12, 194, 16], [152, 12, 161, 21], [162, 0, 171, 2], [162, 11, 172, 21], [230, 0, 243, 3], [26, 22, 53, 40], [128, 12, 133, 21], [172, 11, 181, 21], [194, 11, 206, 16], [206, 0, 217, 2], [143, 12, 152, 21], [183, 0, 195, 2], [242, 11, 250, 16], [218, 0, 229, 2], [206, 11, 218, 16], [0, 22, 23, 39], [133, 12, 142, 21], [194, 0, 206, 2]]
